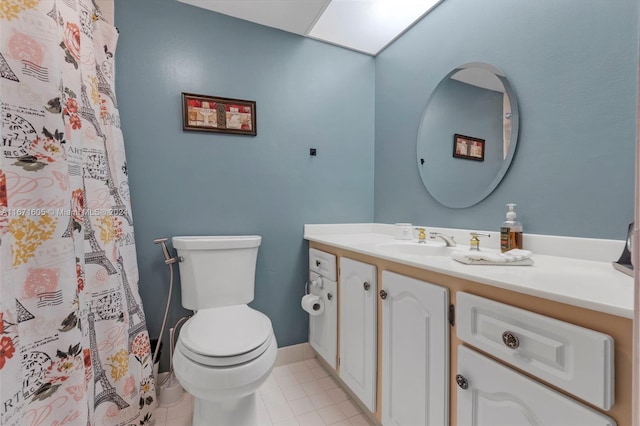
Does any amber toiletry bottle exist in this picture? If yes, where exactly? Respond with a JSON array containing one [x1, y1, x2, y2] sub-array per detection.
[[500, 203, 523, 252]]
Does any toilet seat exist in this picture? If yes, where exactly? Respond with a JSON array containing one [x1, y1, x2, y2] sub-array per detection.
[[179, 305, 273, 367]]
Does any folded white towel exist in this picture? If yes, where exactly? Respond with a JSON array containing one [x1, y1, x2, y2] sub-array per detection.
[[451, 248, 534, 266]]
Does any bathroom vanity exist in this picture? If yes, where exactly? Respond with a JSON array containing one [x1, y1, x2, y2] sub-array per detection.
[[304, 224, 633, 426]]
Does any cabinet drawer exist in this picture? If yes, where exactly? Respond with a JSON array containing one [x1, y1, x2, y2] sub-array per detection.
[[309, 248, 337, 281], [456, 292, 614, 410]]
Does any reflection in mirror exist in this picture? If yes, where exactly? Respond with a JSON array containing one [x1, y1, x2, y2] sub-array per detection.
[[417, 63, 519, 208]]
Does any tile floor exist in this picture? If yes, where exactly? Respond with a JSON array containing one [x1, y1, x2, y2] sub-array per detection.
[[154, 358, 375, 426]]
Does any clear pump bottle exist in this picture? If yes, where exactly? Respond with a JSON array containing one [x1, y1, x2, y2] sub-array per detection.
[[500, 203, 523, 252]]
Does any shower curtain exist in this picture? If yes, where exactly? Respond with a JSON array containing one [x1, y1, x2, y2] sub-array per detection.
[[0, 1, 155, 425]]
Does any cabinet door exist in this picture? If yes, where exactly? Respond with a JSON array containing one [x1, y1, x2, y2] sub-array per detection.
[[309, 272, 338, 369], [381, 271, 449, 426], [457, 345, 615, 426], [339, 257, 377, 412]]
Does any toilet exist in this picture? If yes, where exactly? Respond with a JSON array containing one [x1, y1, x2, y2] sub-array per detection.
[[171, 235, 277, 426]]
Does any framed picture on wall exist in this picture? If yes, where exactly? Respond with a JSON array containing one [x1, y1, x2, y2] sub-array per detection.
[[453, 133, 484, 161], [182, 93, 257, 136]]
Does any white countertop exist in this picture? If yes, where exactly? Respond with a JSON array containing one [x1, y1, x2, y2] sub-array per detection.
[[304, 223, 634, 319]]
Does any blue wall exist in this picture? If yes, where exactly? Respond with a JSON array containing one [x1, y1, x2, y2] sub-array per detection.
[[114, 0, 375, 368], [375, 0, 638, 239], [115, 0, 638, 369]]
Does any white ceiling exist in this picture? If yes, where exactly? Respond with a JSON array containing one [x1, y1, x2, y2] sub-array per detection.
[[177, 0, 443, 56]]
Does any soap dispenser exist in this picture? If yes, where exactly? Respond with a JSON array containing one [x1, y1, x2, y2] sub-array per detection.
[[500, 203, 523, 252]]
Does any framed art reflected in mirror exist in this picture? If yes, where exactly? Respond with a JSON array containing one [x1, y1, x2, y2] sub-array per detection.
[[453, 134, 485, 161]]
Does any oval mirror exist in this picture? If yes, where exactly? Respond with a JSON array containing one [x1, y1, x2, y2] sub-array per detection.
[[417, 62, 519, 208]]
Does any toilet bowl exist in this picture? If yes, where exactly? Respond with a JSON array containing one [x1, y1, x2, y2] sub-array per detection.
[[173, 305, 277, 424], [171, 236, 276, 425]]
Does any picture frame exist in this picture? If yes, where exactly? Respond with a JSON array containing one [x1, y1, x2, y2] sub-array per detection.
[[182, 92, 256, 136], [453, 133, 485, 161]]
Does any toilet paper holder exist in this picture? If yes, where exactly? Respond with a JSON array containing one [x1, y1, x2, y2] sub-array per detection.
[[305, 278, 332, 300]]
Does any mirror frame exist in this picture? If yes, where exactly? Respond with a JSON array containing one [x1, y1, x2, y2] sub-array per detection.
[[416, 62, 520, 208]]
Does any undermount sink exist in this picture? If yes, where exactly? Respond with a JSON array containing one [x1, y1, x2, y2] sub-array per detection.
[[375, 241, 453, 257]]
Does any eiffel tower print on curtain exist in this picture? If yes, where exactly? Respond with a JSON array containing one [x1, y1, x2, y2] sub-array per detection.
[[116, 256, 147, 348], [87, 312, 129, 410], [84, 212, 118, 275], [79, 82, 133, 226], [0, 53, 19, 82]]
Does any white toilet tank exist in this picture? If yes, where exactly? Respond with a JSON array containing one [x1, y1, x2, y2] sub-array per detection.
[[172, 236, 261, 310]]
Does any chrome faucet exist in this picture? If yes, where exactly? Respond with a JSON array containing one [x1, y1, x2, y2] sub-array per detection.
[[429, 232, 456, 247]]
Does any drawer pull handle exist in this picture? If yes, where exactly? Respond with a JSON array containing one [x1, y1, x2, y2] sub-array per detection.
[[327, 293, 333, 300], [363, 282, 370, 291], [502, 331, 520, 349], [379, 289, 388, 300], [315, 260, 321, 267], [456, 374, 469, 390]]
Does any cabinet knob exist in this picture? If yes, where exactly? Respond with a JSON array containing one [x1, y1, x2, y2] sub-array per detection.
[[501, 331, 520, 349], [315, 260, 321, 267], [379, 289, 388, 300], [327, 293, 333, 300], [455, 374, 469, 390], [363, 281, 370, 291]]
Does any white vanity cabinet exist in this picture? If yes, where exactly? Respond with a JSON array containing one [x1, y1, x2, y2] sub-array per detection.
[[456, 345, 615, 426], [339, 257, 377, 412], [307, 234, 632, 426], [380, 271, 449, 426]]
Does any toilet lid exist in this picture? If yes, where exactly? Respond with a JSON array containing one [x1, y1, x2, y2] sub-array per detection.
[[180, 305, 272, 358]]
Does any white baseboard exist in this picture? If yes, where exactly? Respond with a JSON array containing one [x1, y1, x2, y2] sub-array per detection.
[[274, 342, 315, 366]]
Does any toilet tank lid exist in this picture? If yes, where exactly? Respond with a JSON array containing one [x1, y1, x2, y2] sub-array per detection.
[[173, 235, 261, 250]]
